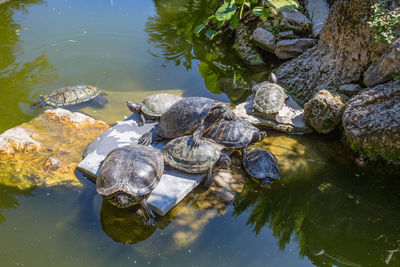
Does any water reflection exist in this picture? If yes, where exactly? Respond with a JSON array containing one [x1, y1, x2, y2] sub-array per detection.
[[233, 151, 400, 266], [0, 0, 58, 132], [0, 184, 34, 224], [146, 0, 276, 104]]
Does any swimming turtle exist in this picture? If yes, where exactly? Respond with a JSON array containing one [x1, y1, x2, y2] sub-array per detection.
[[126, 93, 183, 127], [31, 85, 108, 109], [251, 82, 287, 117], [96, 144, 164, 226], [204, 118, 266, 166], [138, 97, 235, 146], [242, 148, 280, 188], [162, 136, 226, 188]]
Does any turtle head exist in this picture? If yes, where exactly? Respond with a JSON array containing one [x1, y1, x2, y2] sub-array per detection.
[[107, 192, 136, 208], [259, 178, 272, 189], [126, 101, 141, 113], [250, 131, 267, 145], [210, 103, 235, 121]]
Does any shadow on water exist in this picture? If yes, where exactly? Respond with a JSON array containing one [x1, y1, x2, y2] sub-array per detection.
[[234, 133, 400, 266], [0, 0, 59, 133], [146, 0, 279, 104], [0, 184, 35, 224]]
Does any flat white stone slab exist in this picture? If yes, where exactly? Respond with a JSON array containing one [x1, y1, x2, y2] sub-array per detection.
[[77, 113, 204, 216]]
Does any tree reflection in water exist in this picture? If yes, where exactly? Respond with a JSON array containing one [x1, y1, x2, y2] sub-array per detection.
[[0, 0, 58, 132], [0, 184, 34, 224], [233, 162, 400, 266], [146, 0, 278, 104]]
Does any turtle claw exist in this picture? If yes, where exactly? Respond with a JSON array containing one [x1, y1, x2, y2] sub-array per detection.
[[142, 217, 155, 227], [138, 132, 152, 146], [224, 110, 236, 120]]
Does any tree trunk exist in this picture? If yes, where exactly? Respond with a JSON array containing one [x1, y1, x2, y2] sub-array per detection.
[[276, 0, 387, 103]]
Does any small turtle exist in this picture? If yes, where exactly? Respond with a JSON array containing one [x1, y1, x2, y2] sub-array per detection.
[[204, 118, 266, 166], [251, 82, 287, 117], [126, 93, 183, 127], [162, 136, 225, 188], [138, 97, 235, 146], [96, 144, 164, 226], [242, 148, 280, 188], [31, 85, 108, 109]]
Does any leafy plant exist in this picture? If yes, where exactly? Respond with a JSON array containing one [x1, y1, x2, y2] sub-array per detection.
[[367, 0, 400, 44], [194, 0, 299, 40]]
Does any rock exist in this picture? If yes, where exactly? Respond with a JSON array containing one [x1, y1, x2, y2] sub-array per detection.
[[0, 108, 109, 190], [276, 30, 296, 39], [252, 27, 276, 52], [234, 95, 312, 134], [338, 83, 362, 96], [275, 38, 317, 59], [280, 10, 311, 32], [343, 80, 400, 164], [233, 24, 264, 65], [276, 0, 388, 103], [305, 0, 330, 37], [304, 89, 346, 134], [363, 39, 400, 87]]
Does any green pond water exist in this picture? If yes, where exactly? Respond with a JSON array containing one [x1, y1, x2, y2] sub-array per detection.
[[0, 0, 399, 266]]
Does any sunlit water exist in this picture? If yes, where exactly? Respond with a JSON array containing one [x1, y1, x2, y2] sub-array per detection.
[[0, 1, 399, 266]]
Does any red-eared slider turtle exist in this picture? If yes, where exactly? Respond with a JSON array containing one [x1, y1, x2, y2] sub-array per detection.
[[162, 136, 225, 188], [96, 144, 163, 226], [138, 97, 235, 146], [127, 93, 183, 127], [31, 85, 108, 109], [251, 82, 287, 117], [242, 148, 280, 188]]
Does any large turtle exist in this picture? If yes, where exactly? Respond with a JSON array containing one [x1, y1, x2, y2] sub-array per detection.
[[138, 97, 235, 146], [251, 82, 287, 117], [162, 136, 226, 188], [126, 93, 183, 127], [31, 85, 108, 109], [242, 148, 280, 188], [204, 118, 266, 166], [96, 144, 163, 226]]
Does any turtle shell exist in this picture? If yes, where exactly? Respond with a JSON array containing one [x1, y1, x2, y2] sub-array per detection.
[[97, 145, 164, 198], [156, 97, 219, 138], [242, 148, 280, 180], [42, 85, 100, 107], [163, 136, 223, 173], [204, 118, 260, 149], [252, 82, 287, 114], [140, 93, 183, 117]]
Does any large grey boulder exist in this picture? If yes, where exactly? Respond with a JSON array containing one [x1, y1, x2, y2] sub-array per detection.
[[233, 24, 264, 65], [252, 27, 276, 52], [342, 80, 400, 164], [280, 10, 311, 32], [304, 89, 345, 134], [363, 39, 400, 87], [233, 95, 312, 134], [275, 38, 317, 59], [305, 0, 330, 37]]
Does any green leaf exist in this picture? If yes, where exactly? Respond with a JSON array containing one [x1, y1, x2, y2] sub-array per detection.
[[252, 6, 263, 16], [235, 0, 245, 4], [194, 24, 205, 36], [198, 62, 223, 94], [230, 12, 239, 29], [215, 2, 237, 21], [217, 20, 225, 28], [205, 30, 218, 39], [205, 15, 216, 24], [260, 8, 272, 21]]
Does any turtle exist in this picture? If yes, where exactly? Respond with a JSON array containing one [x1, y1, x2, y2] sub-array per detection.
[[251, 81, 288, 117], [242, 148, 280, 188], [162, 135, 226, 188], [204, 118, 267, 167], [96, 144, 164, 226], [138, 97, 235, 146], [126, 93, 183, 127], [31, 85, 108, 109]]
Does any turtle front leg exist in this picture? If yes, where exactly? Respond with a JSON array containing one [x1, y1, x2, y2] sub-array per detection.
[[139, 198, 156, 226], [192, 125, 206, 146], [202, 167, 213, 189], [139, 113, 146, 127]]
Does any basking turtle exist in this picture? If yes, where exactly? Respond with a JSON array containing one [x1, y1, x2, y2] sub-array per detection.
[[162, 136, 225, 188], [96, 144, 164, 226], [138, 97, 235, 146], [126, 93, 183, 127], [31, 85, 107, 109], [242, 148, 280, 188], [251, 82, 287, 117]]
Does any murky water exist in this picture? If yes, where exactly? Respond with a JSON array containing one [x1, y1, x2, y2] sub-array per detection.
[[0, 1, 399, 266]]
